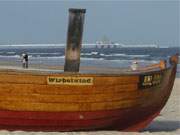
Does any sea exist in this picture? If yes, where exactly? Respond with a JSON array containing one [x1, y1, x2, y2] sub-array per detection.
[[0, 44, 179, 77]]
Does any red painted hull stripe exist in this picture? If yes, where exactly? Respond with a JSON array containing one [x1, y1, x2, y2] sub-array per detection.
[[0, 106, 162, 131], [0, 106, 159, 121]]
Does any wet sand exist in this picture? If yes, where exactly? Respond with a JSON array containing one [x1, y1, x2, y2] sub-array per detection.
[[0, 77, 179, 135]]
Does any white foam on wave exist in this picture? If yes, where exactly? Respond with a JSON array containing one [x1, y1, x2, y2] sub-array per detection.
[[81, 53, 150, 58], [91, 52, 99, 55], [103, 59, 158, 63], [6, 52, 16, 54], [30, 56, 65, 60], [99, 53, 126, 57], [29, 52, 61, 55], [0, 55, 20, 58], [81, 52, 100, 56], [127, 54, 150, 58], [81, 53, 92, 56], [81, 57, 104, 61]]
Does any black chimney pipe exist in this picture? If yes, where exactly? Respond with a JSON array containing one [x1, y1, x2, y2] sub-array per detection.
[[64, 8, 86, 72]]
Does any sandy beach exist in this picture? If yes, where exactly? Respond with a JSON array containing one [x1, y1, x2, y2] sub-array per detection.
[[0, 76, 179, 135]]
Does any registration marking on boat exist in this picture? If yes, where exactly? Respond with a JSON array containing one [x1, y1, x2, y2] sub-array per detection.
[[139, 73, 163, 89]]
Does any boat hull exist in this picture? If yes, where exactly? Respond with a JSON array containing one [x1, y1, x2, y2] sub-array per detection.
[[0, 54, 178, 131]]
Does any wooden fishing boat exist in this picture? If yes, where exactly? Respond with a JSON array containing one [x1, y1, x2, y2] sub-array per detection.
[[0, 9, 178, 132]]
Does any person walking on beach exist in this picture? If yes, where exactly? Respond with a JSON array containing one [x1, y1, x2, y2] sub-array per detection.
[[131, 59, 138, 70], [21, 53, 28, 68]]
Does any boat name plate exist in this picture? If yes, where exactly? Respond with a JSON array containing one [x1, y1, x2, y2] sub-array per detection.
[[47, 76, 93, 85]]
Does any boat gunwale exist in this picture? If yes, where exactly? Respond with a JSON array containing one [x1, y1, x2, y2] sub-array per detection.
[[0, 65, 172, 77]]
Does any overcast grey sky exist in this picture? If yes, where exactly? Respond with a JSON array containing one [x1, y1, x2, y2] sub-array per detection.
[[0, 0, 179, 46]]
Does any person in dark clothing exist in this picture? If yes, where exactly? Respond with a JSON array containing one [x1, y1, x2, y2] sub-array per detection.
[[22, 53, 28, 68]]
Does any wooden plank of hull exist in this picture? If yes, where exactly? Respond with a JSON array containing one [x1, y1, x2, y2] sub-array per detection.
[[0, 91, 143, 103], [0, 99, 141, 112], [0, 107, 155, 121], [0, 83, 137, 95], [0, 74, 139, 85], [0, 74, 46, 84]]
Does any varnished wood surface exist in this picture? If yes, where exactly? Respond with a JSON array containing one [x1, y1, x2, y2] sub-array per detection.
[[0, 66, 172, 112], [0, 74, 140, 111], [0, 74, 139, 84]]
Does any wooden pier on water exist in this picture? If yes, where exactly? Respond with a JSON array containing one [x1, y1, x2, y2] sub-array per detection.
[[0, 8, 178, 131]]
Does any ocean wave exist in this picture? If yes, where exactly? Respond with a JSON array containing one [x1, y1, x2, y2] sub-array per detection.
[[81, 53, 93, 56], [6, 52, 16, 54], [29, 52, 61, 55], [91, 52, 99, 55], [99, 53, 126, 57], [30, 56, 65, 59], [108, 59, 157, 62], [81, 53, 149, 58], [0, 55, 20, 58], [81, 57, 104, 61], [127, 54, 150, 58]]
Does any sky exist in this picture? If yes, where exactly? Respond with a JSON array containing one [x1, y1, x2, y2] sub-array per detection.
[[0, 0, 179, 47]]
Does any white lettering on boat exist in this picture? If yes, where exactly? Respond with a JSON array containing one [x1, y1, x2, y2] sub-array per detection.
[[139, 73, 162, 88]]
